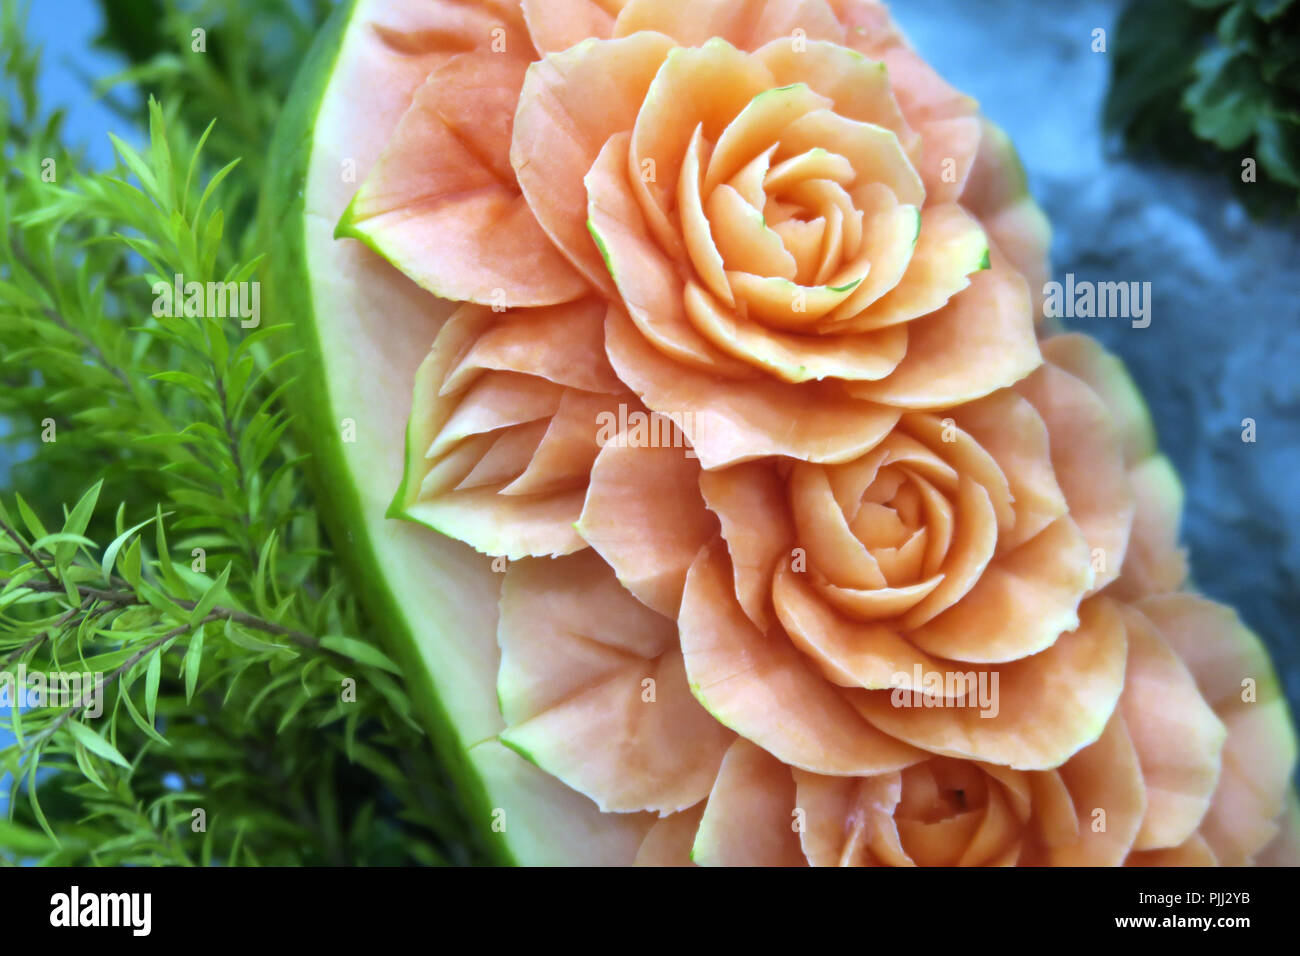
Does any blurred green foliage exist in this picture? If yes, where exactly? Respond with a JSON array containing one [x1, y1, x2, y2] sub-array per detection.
[[1105, 0, 1300, 212], [0, 0, 485, 865]]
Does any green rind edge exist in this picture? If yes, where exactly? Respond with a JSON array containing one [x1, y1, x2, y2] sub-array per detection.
[[257, 0, 513, 866]]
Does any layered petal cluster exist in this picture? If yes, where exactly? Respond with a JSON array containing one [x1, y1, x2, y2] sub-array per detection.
[[339, 0, 1298, 866], [642, 592, 1295, 867], [578, 341, 1137, 772], [393, 297, 634, 558], [515, 21, 1043, 471]]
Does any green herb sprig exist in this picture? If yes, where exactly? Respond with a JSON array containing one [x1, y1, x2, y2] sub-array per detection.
[[0, 0, 483, 866]]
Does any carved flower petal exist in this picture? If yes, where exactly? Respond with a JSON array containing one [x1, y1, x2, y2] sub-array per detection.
[[577, 434, 717, 618], [896, 808, 981, 866], [521, 0, 623, 56], [606, 304, 902, 468], [1111, 456, 1189, 600], [813, 192, 915, 323], [393, 307, 592, 558], [755, 38, 911, 140], [1255, 793, 1300, 867], [456, 423, 548, 491], [513, 31, 676, 294], [499, 643, 733, 815], [728, 143, 778, 209], [898, 476, 998, 629], [399, 304, 504, 449], [794, 770, 911, 866], [907, 516, 1092, 662], [680, 127, 737, 306], [957, 780, 1019, 866], [684, 280, 908, 384], [1015, 362, 1135, 594], [615, 0, 844, 51], [960, 118, 1051, 320], [1116, 603, 1226, 852], [938, 390, 1066, 552], [1030, 769, 1078, 848], [681, 540, 923, 776], [774, 564, 949, 688], [1040, 333, 1157, 468], [502, 390, 624, 496], [854, 597, 1128, 769], [633, 40, 775, 257], [827, 204, 988, 330], [776, 109, 924, 206], [1128, 835, 1218, 867], [707, 185, 799, 278], [981, 764, 1034, 823], [880, 46, 978, 125], [692, 738, 807, 866], [846, 252, 1039, 409], [785, 178, 865, 265], [1138, 594, 1299, 865], [406, 485, 588, 559], [1041, 712, 1146, 865], [826, 0, 906, 57], [497, 550, 677, 725], [1038, 335, 1185, 599], [815, 572, 944, 623], [726, 262, 874, 329], [705, 82, 832, 195], [588, 132, 756, 377], [790, 461, 887, 590], [698, 461, 794, 632], [914, 115, 981, 205], [339, 53, 587, 306], [635, 803, 705, 866], [896, 411, 1012, 533], [441, 297, 624, 395], [763, 148, 855, 194], [428, 372, 563, 459]]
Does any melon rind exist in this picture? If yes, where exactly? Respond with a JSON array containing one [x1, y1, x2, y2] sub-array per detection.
[[261, 0, 648, 865]]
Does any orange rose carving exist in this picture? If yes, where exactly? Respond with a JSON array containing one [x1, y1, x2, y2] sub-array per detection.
[[339, 0, 1298, 866], [638, 592, 1295, 867]]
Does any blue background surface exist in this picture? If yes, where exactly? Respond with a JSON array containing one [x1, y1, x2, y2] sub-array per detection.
[[9, 1, 1298, 780]]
